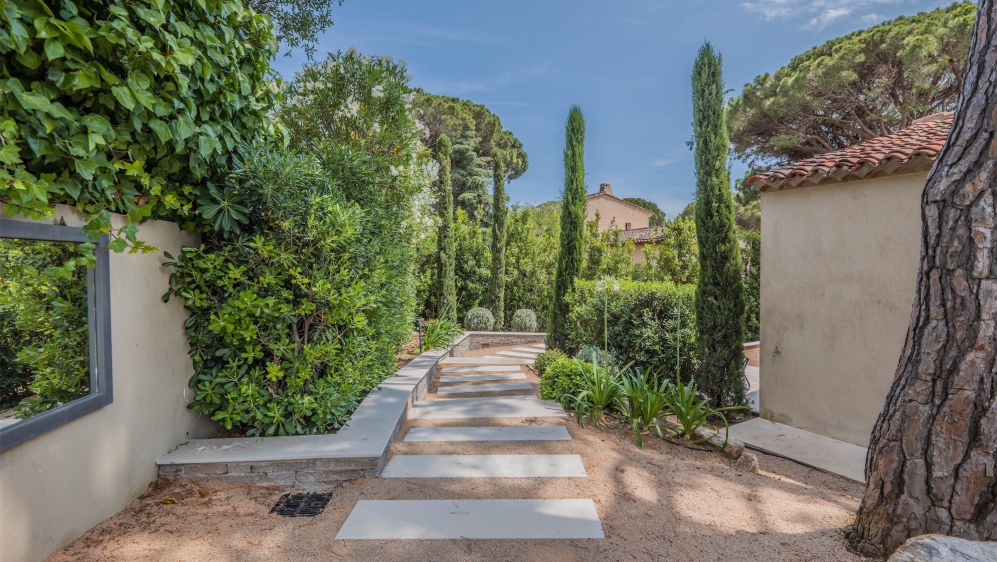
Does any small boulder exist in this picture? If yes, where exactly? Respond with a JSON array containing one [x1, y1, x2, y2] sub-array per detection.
[[888, 534, 997, 562], [735, 452, 759, 473], [691, 426, 744, 459]]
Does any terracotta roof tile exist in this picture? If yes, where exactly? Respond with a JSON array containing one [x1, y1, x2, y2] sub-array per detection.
[[615, 226, 666, 244], [747, 112, 952, 192]]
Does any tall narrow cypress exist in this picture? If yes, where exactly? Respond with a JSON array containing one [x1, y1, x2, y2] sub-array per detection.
[[549, 106, 586, 349], [435, 134, 457, 322], [488, 156, 507, 328], [691, 43, 746, 407]]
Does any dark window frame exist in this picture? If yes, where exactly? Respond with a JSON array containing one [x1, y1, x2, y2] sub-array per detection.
[[0, 219, 112, 452]]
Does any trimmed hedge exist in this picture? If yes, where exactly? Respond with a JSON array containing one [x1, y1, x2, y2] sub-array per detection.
[[564, 279, 696, 382], [539, 357, 603, 408], [463, 306, 495, 331]]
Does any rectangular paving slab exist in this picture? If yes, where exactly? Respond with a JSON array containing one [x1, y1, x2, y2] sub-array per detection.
[[513, 347, 542, 354], [335, 499, 604, 539], [438, 373, 527, 383], [435, 382, 534, 395], [529, 343, 546, 349], [380, 454, 587, 478], [408, 396, 565, 419], [439, 365, 522, 374], [404, 426, 571, 442], [496, 351, 540, 358], [439, 357, 526, 366]]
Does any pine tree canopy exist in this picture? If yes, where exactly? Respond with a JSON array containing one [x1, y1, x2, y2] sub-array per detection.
[[728, 1, 976, 165], [450, 129, 494, 221]]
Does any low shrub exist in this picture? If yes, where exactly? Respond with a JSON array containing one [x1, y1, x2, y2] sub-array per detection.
[[540, 357, 604, 408], [574, 344, 618, 372], [534, 349, 566, 376], [510, 309, 538, 332], [565, 279, 696, 382], [464, 307, 495, 331]]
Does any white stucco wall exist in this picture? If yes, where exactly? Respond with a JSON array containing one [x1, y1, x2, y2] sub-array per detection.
[[759, 173, 925, 447], [0, 206, 215, 562]]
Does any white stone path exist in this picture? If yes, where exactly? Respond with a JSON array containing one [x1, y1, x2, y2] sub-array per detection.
[[336, 342, 605, 540]]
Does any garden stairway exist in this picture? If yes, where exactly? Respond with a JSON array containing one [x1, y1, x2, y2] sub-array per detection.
[[335, 343, 606, 540]]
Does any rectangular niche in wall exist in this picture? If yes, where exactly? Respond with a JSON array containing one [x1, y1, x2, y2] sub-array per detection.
[[0, 219, 112, 453]]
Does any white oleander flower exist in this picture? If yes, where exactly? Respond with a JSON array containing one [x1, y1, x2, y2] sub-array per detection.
[[371, 85, 384, 98]]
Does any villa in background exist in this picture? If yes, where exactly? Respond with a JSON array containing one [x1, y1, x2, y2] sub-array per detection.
[[586, 182, 665, 262]]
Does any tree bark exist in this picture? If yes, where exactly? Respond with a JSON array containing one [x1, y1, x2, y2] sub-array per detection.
[[849, 1, 997, 556]]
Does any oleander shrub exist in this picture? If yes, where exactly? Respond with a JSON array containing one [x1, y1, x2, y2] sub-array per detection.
[[463, 307, 495, 331], [509, 309, 538, 332], [539, 357, 604, 408], [565, 279, 696, 382], [533, 349, 566, 376], [0, 0, 278, 242]]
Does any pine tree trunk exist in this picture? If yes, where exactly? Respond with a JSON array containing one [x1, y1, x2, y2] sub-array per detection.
[[691, 43, 746, 408], [850, 2, 997, 555], [549, 106, 586, 349], [489, 157, 507, 328], [435, 135, 457, 323]]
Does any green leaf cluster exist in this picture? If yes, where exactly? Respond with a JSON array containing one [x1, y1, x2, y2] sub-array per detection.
[[728, 1, 976, 164], [0, 0, 279, 242]]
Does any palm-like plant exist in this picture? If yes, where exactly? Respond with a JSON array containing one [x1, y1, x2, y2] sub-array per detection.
[[664, 378, 748, 447], [420, 319, 462, 352], [572, 358, 619, 428], [618, 366, 671, 448]]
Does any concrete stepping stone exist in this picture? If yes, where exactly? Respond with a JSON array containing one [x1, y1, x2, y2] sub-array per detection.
[[513, 347, 542, 354], [530, 343, 546, 350], [440, 365, 521, 374], [409, 396, 565, 419], [335, 499, 605, 539], [436, 382, 533, 395], [404, 426, 571, 442], [381, 454, 587, 478], [496, 351, 539, 358], [440, 357, 524, 366], [438, 373, 527, 383]]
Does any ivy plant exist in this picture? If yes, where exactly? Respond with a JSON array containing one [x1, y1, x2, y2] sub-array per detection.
[[0, 0, 279, 243]]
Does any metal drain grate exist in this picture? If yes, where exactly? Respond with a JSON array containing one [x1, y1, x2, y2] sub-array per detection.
[[270, 492, 333, 517]]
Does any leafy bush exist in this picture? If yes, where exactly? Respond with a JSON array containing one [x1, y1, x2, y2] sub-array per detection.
[[505, 204, 559, 330], [533, 349, 565, 376], [421, 319, 462, 352], [509, 309, 537, 332], [463, 307, 495, 331], [0, 0, 278, 241], [574, 344, 618, 372], [539, 357, 603, 408], [565, 279, 696, 382], [0, 239, 92, 415]]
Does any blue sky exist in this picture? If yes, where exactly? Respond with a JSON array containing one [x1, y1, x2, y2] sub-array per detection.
[[272, 0, 959, 217]]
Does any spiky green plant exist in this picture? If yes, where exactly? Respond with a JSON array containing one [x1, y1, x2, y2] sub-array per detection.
[[549, 106, 586, 349], [663, 378, 749, 447], [572, 358, 619, 428], [691, 42, 746, 408], [421, 319, 462, 353], [618, 367, 672, 448]]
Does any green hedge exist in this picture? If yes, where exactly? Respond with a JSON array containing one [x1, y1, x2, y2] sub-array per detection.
[[564, 279, 696, 381], [539, 357, 602, 408]]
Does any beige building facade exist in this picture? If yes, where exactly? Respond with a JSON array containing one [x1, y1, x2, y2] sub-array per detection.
[[0, 206, 215, 562], [585, 183, 653, 232], [758, 173, 924, 446]]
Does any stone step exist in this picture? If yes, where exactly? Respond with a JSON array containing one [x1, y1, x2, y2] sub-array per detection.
[[496, 351, 539, 359], [435, 382, 534, 395], [335, 499, 605, 539], [409, 396, 565, 419], [404, 426, 571, 442], [438, 373, 527, 383], [483, 355, 534, 364], [380, 454, 587, 478], [530, 343, 546, 350], [439, 365, 522, 374], [440, 357, 526, 366], [513, 347, 543, 355]]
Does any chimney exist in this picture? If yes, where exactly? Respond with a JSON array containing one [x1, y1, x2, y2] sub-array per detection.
[[599, 183, 613, 196]]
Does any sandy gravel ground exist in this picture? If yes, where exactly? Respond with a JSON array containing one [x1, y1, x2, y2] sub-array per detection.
[[49, 343, 864, 562]]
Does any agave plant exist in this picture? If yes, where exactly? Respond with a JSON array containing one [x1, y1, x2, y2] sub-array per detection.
[[572, 358, 620, 428], [618, 366, 672, 448], [664, 378, 749, 447], [420, 319, 462, 352]]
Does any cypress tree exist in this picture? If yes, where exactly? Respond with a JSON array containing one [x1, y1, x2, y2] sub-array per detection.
[[488, 156, 507, 328], [435, 134, 457, 322], [549, 106, 586, 349], [691, 43, 746, 407]]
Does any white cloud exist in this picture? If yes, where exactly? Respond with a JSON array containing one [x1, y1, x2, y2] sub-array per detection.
[[650, 157, 676, 167], [861, 13, 887, 23], [741, 0, 906, 26]]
